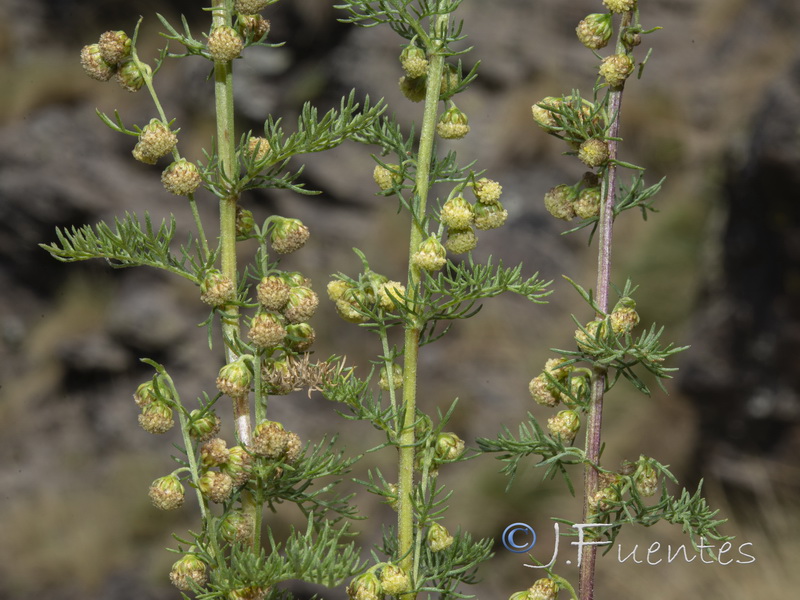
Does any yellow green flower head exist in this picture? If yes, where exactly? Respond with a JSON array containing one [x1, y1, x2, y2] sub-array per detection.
[[599, 53, 635, 88], [473, 202, 508, 230], [162, 159, 202, 196], [98, 30, 131, 65], [544, 184, 577, 221], [400, 44, 429, 78], [445, 227, 477, 254], [578, 138, 609, 167], [575, 187, 601, 218], [474, 177, 503, 204], [440, 195, 474, 230], [603, 0, 637, 13], [576, 13, 613, 50], [80, 44, 115, 81], [207, 25, 244, 62]]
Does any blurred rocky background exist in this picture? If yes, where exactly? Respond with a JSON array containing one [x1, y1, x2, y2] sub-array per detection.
[[1, 0, 799, 598]]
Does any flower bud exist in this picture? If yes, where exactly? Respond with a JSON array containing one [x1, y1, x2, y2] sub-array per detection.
[[335, 297, 369, 324], [139, 401, 174, 434], [134, 380, 157, 408], [567, 375, 590, 406], [220, 508, 256, 544], [589, 485, 620, 512], [599, 53, 635, 88], [201, 437, 230, 468], [133, 119, 177, 165], [439, 63, 460, 99], [576, 13, 613, 50], [223, 445, 253, 488], [412, 236, 447, 271], [400, 44, 429, 78], [216, 357, 252, 398], [189, 410, 221, 441], [544, 184, 577, 221], [473, 177, 503, 204], [575, 187, 601, 218], [436, 104, 470, 139], [283, 285, 319, 323], [229, 586, 269, 600], [162, 159, 202, 196], [200, 270, 236, 306], [434, 432, 465, 462], [284, 430, 302, 463], [373, 163, 403, 191], [199, 470, 234, 503], [149, 474, 184, 510], [285, 322, 316, 352], [236, 207, 255, 238], [270, 217, 310, 254], [427, 522, 454, 552], [610, 297, 639, 335], [255, 276, 289, 311], [170, 553, 208, 591], [531, 96, 562, 130], [380, 564, 411, 596], [635, 457, 659, 497], [116, 59, 149, 92], [622, 29, 642, 50], [603, 0, 637, 13], [251, 420, 289, 458], [399, 75, 427, 103], [547, 410, 581, 445], [473, 202, 508, 230], [235, 0, 270, 14], [445, 228, 477, 254], [98, 30, 131, 65], [346, 571, 383, 600], [80, 44, 115, 81], [207, 25, 244, 62], [528, 577, 559, 600], [379, 363, 403, 391], [238, 14, 271, 41], [377, 281, 405, 312], [575, 319, 608, 353], [544, 357, 572, 383], [578, 138, 609, 168], [528, 374, 560, 407], [246, 136, 271, 163], [509, 592, 531, 600], [248, 312, 287, 349], [440, 196, 474, 230]]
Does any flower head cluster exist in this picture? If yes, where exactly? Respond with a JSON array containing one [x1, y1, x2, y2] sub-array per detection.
[[328, 270, 406, 324], [543, 172, 602, 221]]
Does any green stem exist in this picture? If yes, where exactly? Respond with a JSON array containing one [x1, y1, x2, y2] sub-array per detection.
[[397, 8, 449, 595], [189, 195, 211, 261]]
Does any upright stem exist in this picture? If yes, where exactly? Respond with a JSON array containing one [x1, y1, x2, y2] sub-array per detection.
[[578, 86, 625, 600], [397, 9, 448, 594]]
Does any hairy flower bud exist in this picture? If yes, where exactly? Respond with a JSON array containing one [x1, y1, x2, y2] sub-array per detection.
[[207, 25, 243, 62], [149, 474, 184, 510], [603, 0, 637, 13], [189, 409, 221, 441], [439, 63, 460, 99], [547, 410, 581, 445], [436, 104, 470, 139], [248, 312, 287, 349], [246, 136, 271, 163], [578, 138, 610, 168], [270, 217, 310, 254], [473, 202, 508, 230], [380, 564, 411, 596], [399, 75, 426, 102], [200, 270, 235, 306], [252, 420, 289, 458], [239, 14, 271, 41], [636, 460, 659, 497], [216, 357, 252, 398], [590, 485, 620, 512], [283, 285, 319, 323], [220, 508, 256, 544], [199, 470, 234, 503], [285, 322, 316, 352], [576, 13, 613, 50], [98, 30, 131, 65], [378, 281, 406, 311], [80, 44, 115, 81], [544, 184, 577, 221], [412, 236, 447, 271], [473, 177, 503, 204], [139, 401, 174, 434], [528, 374, 560, 407], [379, 363, 403, 391], [528, 577, 559, 600], [347, 572, 383, 600], [544, 357, 572, 382], [531, 96, 562, 130], [223, 445, 253, 488], [236, 206, 255, 238], [400, 44, 429, 79], [134, 380, 157, 408], [116, 59, 149, 92], [200, 437, 230, 468], [373, 163, 402, 191], [255, 275, 289, 311], [427, 522, 454, 552], [440, 196, 474, 230], [170, 554, 207, 591], [435, 432, 465, 462], [445, 228, 477, 254], [575, 319, 608, 353], [284, 430, 302, 463], [610, 297, 640, 335], [575, 187, 601, 218], [599, 53, 635, 88], [162, 159, 202, 196], [133, 119, 177, 165]]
